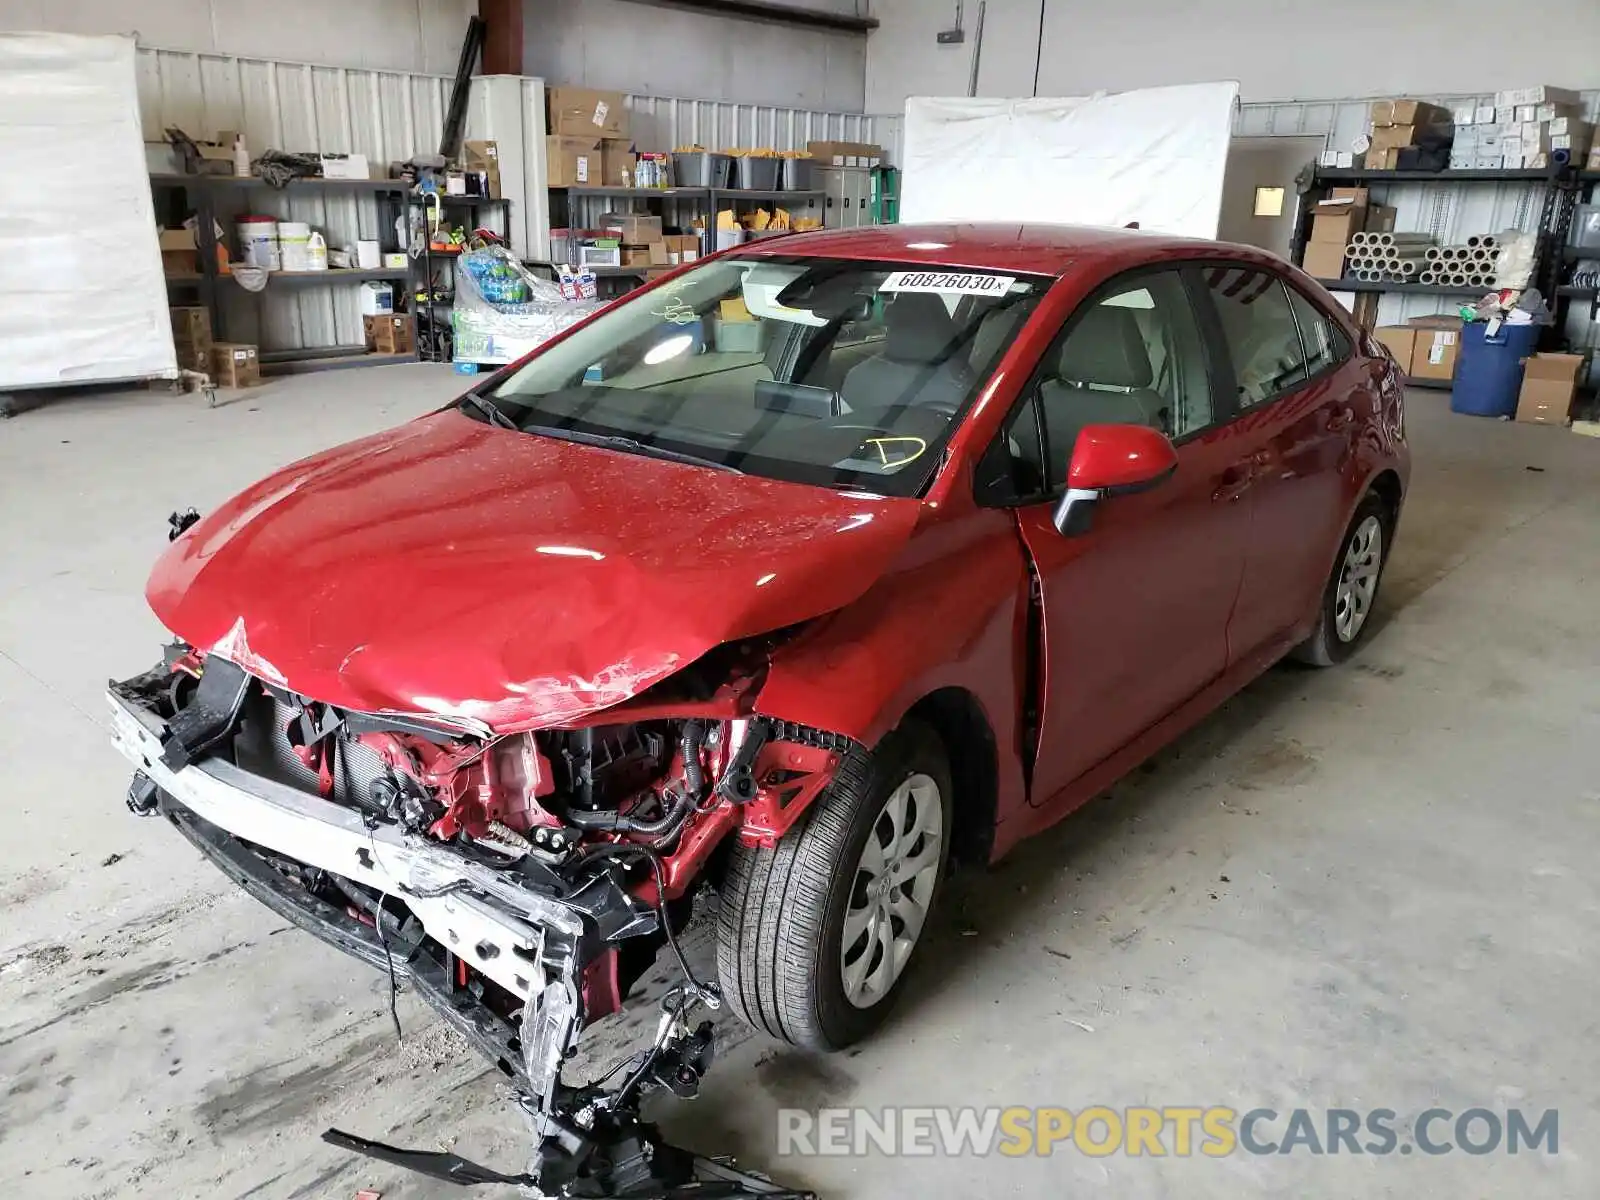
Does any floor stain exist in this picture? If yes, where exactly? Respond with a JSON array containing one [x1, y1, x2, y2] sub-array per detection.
[[0, 960, 178, 1050], [753, 1048, 858, 1110], [192, 1030, 392, 1138], [1231, 738, 1319, 791]]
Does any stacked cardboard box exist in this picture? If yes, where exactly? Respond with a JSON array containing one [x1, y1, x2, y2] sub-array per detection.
[[546, 86, 632, 188], [1452, 86, 1588, 169], [169, 306, 212, 374], [1302, 187, 1397, 280], [1364, 99, 1453, 171], [363, 315, 415, 355]]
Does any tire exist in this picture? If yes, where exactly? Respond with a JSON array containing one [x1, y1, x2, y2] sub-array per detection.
[[1293, 492, 1393, 667], [716, 719, 954, 1051]]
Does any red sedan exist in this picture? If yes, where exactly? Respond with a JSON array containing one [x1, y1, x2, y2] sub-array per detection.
[[110, 223, 1407, 1194]]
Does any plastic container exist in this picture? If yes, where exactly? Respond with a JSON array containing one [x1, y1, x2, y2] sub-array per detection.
[[355, 240, 381, 269], [672, 151, 731, 188], [235, 216, 279, 270], [779, 157, 814, 191], [359, 281, 394, 315], [715, 228, 747, 252], [733, 156, 780, 190], [305, 230, 329, 271], [279, 221, 313, 270], [1451, 321, 1540, 417], [1571, 204, 1600, 251]]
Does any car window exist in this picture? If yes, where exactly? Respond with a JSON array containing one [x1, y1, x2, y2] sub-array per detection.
[[1035, 271, 1213, 486], [1286, 286, 1349, 378], [1203, 267, 1309, 407], [973, 269, 1212, 505]]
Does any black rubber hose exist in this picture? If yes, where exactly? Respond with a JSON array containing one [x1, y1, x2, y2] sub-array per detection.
[[680, 720, 705, 798], [566, 789, 691, 836]]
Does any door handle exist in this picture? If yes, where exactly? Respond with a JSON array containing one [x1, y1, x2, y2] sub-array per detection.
[[1212, 464, 1255, 503]]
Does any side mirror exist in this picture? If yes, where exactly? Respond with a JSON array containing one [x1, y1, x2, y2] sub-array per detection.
[[1052, 424, 1179, 535]]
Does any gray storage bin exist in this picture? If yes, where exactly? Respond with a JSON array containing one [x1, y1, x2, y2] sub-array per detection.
[[733, 156, 781, 190], [711, 316, 769, 353], [779, 157, 814, 191], [671, 151, 731, 188]]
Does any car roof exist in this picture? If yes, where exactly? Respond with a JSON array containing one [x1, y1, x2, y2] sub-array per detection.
[[735, 221, 1281, 277]]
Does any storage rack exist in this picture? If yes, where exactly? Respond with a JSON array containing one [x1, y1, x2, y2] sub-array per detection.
[[149, 172, 428, 374], [408, 193, 513, 363], [542, 184, 825, 290], [1289, 166, 1600, 380]]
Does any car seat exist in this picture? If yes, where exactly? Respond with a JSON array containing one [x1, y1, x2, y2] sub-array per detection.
[[840, 293, 974, 418], [1037, 304, 1168, 459]]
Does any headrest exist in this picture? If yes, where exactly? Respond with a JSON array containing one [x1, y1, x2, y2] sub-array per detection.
[[885, 293, 957, 363], [1056, 304, 1153, 390], [968, 303, 1024, 372]]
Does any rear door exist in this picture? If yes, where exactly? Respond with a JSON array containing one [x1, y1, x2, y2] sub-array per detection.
[[1197, 265, 1359, 660], [977, 267, 1254, 808]]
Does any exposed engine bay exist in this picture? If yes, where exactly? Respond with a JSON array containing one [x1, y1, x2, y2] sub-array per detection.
[[110, 637, 848, 1197]]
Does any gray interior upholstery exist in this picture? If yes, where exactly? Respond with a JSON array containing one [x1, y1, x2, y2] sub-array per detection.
[[840, 294, 974, 417], [1038, 304, 1167, 463]]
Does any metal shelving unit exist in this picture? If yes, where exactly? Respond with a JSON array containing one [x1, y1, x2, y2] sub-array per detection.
[[406, 192, 513, 363], [149, 171, 419, 375], [1291, 163, 1599, 352]]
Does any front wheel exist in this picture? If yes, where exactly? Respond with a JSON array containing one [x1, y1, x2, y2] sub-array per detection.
[[715, 720, 953, 1051], [1294, 493, 1391, 666]]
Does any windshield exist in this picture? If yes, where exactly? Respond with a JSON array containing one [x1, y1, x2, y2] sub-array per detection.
[[476, 255, 1049, 496]]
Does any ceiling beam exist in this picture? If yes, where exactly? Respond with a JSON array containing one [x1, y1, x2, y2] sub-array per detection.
[[616, 0, 877, 34]]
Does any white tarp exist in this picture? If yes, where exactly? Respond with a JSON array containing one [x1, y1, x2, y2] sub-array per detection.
[[0, 33, 176, 389], [900, 82, 1241, 239]]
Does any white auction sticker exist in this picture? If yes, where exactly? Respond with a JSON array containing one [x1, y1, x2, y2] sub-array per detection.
[[879, 270, 1015, 296]]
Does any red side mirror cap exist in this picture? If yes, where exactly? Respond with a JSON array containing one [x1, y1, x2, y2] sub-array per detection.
[[1067, 424, 1178, 495]]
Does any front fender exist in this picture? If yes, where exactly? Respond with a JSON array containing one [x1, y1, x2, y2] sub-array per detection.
[[752, 507, 1030, 829]]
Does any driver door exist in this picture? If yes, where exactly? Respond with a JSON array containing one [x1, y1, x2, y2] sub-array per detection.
[[984, 268, 1256, 809]]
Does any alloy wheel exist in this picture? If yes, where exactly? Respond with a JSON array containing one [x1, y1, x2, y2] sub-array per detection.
[[1334, 515, 1384, 643], [840, 772, 944, 1009]]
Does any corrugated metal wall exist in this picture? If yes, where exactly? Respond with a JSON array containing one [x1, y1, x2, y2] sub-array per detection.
[[622, 95, 888, 155], [136, 46, 454, 352]]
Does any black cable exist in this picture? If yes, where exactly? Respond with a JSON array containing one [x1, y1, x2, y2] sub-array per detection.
[[373, 887, 404, 1043], [565, 842, 710, 998], [1031, 0, 1046, 97]]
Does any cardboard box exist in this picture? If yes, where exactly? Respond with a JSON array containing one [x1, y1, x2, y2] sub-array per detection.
[[546, 136, 602, 187], [1407, 320, 1461, 381], [603, 213, 662, 242], [1364, 147, 1400, 170], [664, 233, 701, 264], [159, 227, 198, 276], [1374, 326, 1419, 371], [1317, 149, 1356, 168], [1371, 99, 1450, 127], [1371, 124, 1419, 152], [1537, 102, 1583, 123], [320, 153, 375, 180], [461, 140, 502, 197], [210, 342, 261, 388], [1550, 116, 1588, 136], [174, 342, 211, 374], [1494, 105, 1516, 125], [806, 139, 882, 167], [169, 306, 211, 346], [1476, 157, 1506, 170], [1515, 353, 1584, 425], [547, 86, 628, 137], [1497, 85, 1581, 107], [1302, 240, 1349, 280], [363, 314, 415, 355], [600, 138, 634, 187], [619, 242, 669, 267], [1474, 105, 1496, 125]]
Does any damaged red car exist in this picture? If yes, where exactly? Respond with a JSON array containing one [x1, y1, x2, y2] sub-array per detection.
[[110, 223, 1408, 1195]]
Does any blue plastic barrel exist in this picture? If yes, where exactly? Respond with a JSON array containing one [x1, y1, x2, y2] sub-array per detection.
[[1451, 322, 1540, 417]]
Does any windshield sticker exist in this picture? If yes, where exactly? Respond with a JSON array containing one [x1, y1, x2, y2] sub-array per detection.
[[651, 296, 699, 325], [863, 435, 927, 466], [879, 271, 1016, 296]]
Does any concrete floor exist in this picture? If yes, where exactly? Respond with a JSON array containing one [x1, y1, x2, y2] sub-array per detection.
[[2, 368, 1598, 1199]]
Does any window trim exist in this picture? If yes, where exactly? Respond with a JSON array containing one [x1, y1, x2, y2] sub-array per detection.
[[1282, 280, 1353, 386], [973, 262, 1228, 509]]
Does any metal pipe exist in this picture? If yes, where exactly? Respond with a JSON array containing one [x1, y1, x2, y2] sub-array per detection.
[[967, 0, 987, 97]]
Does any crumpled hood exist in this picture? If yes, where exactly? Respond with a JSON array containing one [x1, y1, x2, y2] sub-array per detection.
[[147, 410, 923, 731]]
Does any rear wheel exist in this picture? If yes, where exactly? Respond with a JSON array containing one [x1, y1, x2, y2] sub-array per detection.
[[716, 720, 952, 1050], [1294, 492, 1391, 666]]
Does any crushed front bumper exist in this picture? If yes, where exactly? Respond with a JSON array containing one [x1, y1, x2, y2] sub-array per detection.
[[107, 688, 591, 1098]]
